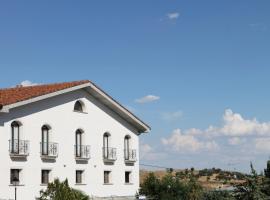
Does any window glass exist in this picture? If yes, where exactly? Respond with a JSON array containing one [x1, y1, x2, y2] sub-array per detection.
[[104, 171, 110, 184], [125, 171, 131, 183], [76, 170, 83, 184], [10, 169, 20, 184], [41, 170, 50, 184]]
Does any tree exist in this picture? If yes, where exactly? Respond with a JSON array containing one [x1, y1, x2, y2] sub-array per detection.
[[140, 172, 161, 199], [202, 190, 234, 200], [233, 163, 267, 200], [39, 179, 89, 200], [184, 169, 203, 200]]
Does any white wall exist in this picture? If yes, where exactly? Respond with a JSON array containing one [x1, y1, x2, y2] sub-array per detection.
[[0, 89, 140, 200]]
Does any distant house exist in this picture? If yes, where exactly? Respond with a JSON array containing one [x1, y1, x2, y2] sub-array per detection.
[[0, 80, 150, 200]]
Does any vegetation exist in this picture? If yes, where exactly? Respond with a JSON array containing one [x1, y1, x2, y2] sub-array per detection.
[[140, 160, 270, 200], [39, 179, 89, 200]]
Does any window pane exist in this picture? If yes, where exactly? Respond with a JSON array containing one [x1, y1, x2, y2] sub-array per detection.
[[10, 169, 20, 184], [41, 170, 50, 184], [104, 171, 110, 184], [76, 170, 83, 183], [125, 172, 130, 183], [74, 101, 83, 112]]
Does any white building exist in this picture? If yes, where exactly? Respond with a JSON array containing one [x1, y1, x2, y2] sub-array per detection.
[[0, 80, 150, 200]]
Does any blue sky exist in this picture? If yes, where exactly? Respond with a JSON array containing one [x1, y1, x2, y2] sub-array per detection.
[[0, 0, 270, 172]]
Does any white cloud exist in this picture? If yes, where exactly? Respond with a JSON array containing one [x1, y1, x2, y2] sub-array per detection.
[[135, 95, 160, 104], [161, 129, 219, 153], [140, 143, 166, 161], [162, 110, 183, 121], [19, 80, 39, 87], [228, 137, 246, 145], [167, 12, 180, 20], [187, 109, 270, 137], [255, 138, 270, 151]]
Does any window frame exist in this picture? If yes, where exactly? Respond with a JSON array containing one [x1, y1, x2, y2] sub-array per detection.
[[75, 170, 84, 184], [10, 169, 21, 185], [125, 171, 132, 184], [104, 171, 112, 184], [41, 169, 51, 185]]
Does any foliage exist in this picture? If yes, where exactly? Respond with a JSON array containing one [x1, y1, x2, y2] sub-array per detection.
[[39, 179, 89, 200], [140, 161, 270, 200], [233, 163, 267, 200], [202, 190, 234, 200]]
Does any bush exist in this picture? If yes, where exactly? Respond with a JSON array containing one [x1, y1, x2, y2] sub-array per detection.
[[39, 179, 89, 200]]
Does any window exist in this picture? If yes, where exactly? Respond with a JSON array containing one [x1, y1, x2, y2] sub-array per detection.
[[75, 129, 83, 157], [124, 135, 131, 160], [74, 101, 84, 112], [125, 171, 131, 184], [41, 125, 50, 155], [41, 170, 50, 184], [103, 133, 110, 158], [104, 171, 111, 184], [11, 121, 20, 153], [10, 169, 20, 185], [76, 170, 84, 184]]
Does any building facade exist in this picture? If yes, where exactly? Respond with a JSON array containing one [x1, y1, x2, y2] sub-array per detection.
[[0, 80, 150, 200]]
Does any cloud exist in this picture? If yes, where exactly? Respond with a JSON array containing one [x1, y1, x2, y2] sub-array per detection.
[[167, 12, 180, 20], [140, 143, 167, 161], [135, 95, 160, 104], [228, 137, 246, 145], [186, 109, 270, 137], [19, 80, 39, 87], [162, 110, 183, 121], [161, 129, 219, 153]]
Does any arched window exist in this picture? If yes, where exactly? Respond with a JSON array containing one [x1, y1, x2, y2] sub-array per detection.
[[74, 101, 84, 112], [11, 121, 21, 153], [41, 125, 50, 155], [75, 129, 83, 157], [124, 135, 131, 160], [103, 133, 110, 158]]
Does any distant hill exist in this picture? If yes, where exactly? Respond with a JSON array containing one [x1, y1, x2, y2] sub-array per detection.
[[140, 168, 247, 190]]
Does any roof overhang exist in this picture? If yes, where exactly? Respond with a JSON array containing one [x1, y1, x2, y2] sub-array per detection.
[[0, 82, 150, 134]]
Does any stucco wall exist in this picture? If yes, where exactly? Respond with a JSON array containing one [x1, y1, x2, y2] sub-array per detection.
[[0, 89, 140, 200]]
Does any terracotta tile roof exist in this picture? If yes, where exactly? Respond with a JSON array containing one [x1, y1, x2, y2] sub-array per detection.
[[0, 80, 90, 107]]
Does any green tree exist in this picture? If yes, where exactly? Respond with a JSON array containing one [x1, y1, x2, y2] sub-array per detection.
[[184, 169, 203, 200], [202, 190, 235, 200], [140, 172, 161, 199], [39, 179, 89, 200], [234, 163, 267, 200]]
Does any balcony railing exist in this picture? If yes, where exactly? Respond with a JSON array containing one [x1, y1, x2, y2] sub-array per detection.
[[9, 140, 29, 157], [74, 145, 90, 160], [103, 147, 117, 162], [40, 142, 58, 159], [124, 149, 137, 163]]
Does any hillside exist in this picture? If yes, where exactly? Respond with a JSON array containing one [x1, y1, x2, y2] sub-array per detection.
[[140, 168, 247, 190]]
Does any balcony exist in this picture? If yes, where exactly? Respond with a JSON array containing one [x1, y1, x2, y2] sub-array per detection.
[[74, 145, 90, 161], [103, 147, 117, 163], [9, 140, 29, 158], [124, 149, 137, 163], [40, 142, 58, 159]]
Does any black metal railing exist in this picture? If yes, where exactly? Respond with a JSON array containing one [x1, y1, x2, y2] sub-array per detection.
[[9, 140, 29, 156], [40, 142, 58, 157], [124, 149, 137, 162], [103, 147, 117, 161], [74, 145, 90, 160]]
